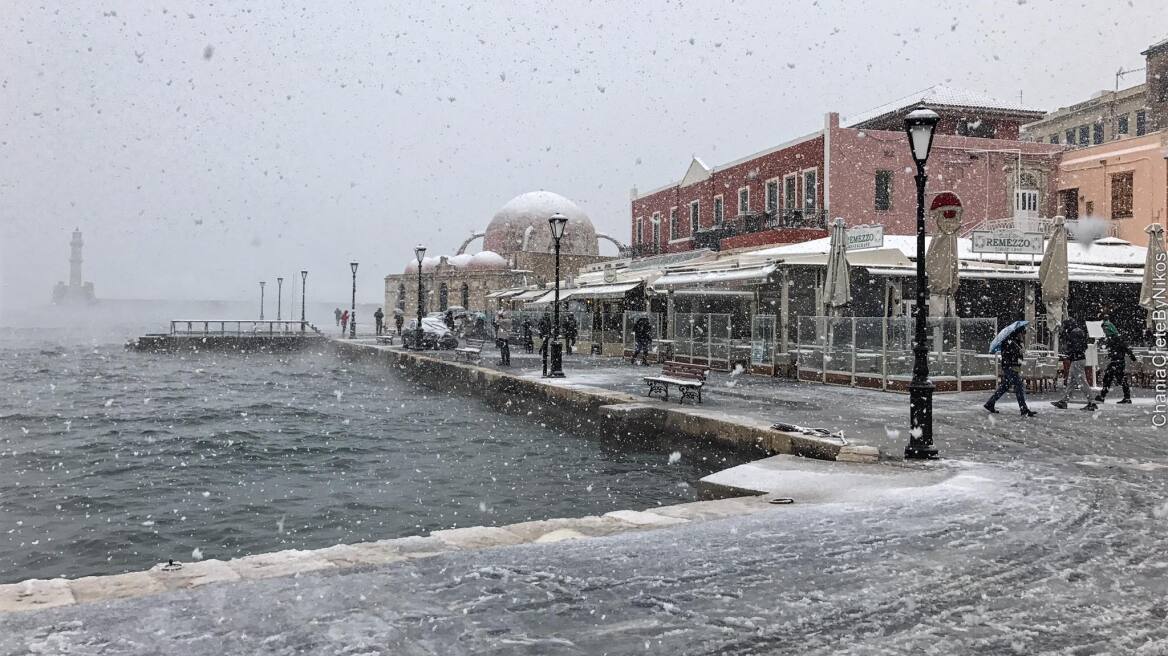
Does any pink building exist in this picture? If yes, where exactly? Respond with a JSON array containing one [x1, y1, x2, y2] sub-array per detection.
[[630, 86, 1064, 253]]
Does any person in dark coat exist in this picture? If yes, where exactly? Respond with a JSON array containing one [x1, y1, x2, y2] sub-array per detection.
[[631, 316, 653, 365], [537, 313, 552, 358], [373, 308, 385, 336], [444, 310, 456, 331], [521, 318, 534, 353], [334, 308, 342, 326], [984, 328, 1036, 417], [563, 314, 578, 354], [394, 312, 404, 336], [1096, 321, 1135, 404], [1052, 318, 1096, 411]]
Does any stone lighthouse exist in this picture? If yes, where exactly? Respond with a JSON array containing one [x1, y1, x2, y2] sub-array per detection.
[[52, 228, 97, 304], [69, 228, 84, 287]]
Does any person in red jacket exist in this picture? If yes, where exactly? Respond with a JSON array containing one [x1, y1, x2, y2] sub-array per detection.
[[340, 309, 349, 335]]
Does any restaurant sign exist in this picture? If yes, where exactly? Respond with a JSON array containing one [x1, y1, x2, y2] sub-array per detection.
[[846, 225, 885, 251], [970, 229, 1044, 254]]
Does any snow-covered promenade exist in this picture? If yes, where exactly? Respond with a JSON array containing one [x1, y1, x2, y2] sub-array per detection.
[[2, 341, 1164, 654]]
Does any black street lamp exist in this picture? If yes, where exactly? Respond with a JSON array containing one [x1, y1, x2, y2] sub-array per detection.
[[413, 246, 426, 349], [903, 107, 940, 460], [546, 213, 568, 378], [276, 277, 284, 322], [259, 281, 266, 320], [300, 270, 308, 332], [349, 262, 359, 339]]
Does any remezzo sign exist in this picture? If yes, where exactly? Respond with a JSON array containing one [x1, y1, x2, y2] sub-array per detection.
[[846, 225, 885, 251], [970, 229, 1044, 254]]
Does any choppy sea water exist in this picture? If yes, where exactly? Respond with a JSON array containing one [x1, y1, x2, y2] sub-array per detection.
[[0, 310, 721, 583]]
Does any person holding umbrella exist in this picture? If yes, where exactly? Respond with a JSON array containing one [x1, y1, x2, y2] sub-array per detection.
[[984, 320, 1037, 417], [1095, 320, 1135, 404]]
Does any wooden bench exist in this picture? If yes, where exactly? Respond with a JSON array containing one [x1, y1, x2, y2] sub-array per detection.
[[454, 338, 485, 363], [644, 361, 709, 404]]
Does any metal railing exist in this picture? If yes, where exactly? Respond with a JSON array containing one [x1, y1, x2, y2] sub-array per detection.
[[169, 320, 317, 336]]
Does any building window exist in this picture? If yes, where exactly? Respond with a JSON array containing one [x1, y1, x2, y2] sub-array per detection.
[[460, 283, 469, 309], [803, 170, 818, 211], [874, 170, 893, 211], [784, 175, 797, 211], [1136, 110, 1147, 136], [765, 180, 779, 213], [1015, 190, 1038, 217], [1111, 172, 1134, 219], [669, 207, 679, 240], [1117, 114, 1129, 136], [689, 201, 700, 232], [737, 187, 750, 216], [1049, 134, 1060, 144], [438, 283, 449, 311], [1065, 129, 1076, 146], [1092, 122, 1104, 145], [713, 196, 724, 225], [1078, 126, 1089, 147], [958, 117, 994, 138], [651, 213, 660, 246], [1059, 189, 1079, 220], [635, 216, 643, 245]]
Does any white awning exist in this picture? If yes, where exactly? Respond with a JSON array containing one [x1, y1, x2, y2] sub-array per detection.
[[485, 288, 525, 299], [865, 266, 1143, 284], [565, 281, 643, 300], [653, 264, 776, 290], [511, 288, 551, 301]]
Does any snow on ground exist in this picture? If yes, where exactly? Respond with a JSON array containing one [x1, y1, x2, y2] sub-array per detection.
[[3, 346, 1164, 654]]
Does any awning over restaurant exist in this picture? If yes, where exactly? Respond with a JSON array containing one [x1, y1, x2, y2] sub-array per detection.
[[564, 281, 643, 300], [511, 288, 552, 302], [653, 264, 776, 290], [485, 288, 525, 299]]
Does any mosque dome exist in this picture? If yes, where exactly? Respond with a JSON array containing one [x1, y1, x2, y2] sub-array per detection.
[[482, 191, 598, 258], [466, 250, 508, 270]]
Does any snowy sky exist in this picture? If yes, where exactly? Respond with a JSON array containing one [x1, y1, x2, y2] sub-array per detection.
[[0, 0, 1163, 310]]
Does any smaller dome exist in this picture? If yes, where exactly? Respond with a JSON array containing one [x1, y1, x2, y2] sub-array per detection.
[[466, 250, 508, 270], [404, 256, 442, 274], [448, 253, 474, 268]]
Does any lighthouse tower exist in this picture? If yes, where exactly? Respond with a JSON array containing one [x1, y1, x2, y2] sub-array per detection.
[[69, 228, 84, 287], [52, 228, 97, 304]]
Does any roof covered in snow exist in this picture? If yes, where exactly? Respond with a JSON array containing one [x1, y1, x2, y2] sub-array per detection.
[[843, 84, 1045, 128]]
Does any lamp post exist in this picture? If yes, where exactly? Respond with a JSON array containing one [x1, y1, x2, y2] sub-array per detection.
[[903, 107, 940, 460], [546, 213, 568, 378], [349, 262, 358, 339], [413, 246, 426, 349], [276, 277, 284, 322], [300, 270, 308, 332], [259, 281, 265, 320]]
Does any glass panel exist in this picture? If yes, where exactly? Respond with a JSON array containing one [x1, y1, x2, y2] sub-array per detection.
[[751, 314, 776, 366]]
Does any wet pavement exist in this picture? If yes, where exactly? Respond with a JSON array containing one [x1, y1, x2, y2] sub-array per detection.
[[2, 344, 1165, 655]]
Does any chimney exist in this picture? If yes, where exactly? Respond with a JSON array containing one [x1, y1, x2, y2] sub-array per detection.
[[1142, 39, 1168, 132]]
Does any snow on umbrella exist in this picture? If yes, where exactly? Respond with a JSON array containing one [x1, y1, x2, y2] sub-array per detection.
[[821, 217, 851, 316], [989, 320, 1029, 353], [1040, 215, 1069, 331], [1141, 223, 1165, 328]]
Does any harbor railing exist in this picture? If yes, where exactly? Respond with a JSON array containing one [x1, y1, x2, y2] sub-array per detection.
[[169, 320, 317, 336]]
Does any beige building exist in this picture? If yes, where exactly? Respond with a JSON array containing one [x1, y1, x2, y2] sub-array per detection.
[[384, 191, 616, 317], [1022, 37, 1168, 245]]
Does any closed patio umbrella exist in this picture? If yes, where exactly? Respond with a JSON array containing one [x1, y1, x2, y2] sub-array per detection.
[[1040, 215, 1070, 341], [821, 217, 851, 317], [925, 196, 961, 318], [1141, 223, 1165, 328]]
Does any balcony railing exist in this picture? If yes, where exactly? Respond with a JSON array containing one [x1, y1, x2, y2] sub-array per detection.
[[767, 208, 829, 230]]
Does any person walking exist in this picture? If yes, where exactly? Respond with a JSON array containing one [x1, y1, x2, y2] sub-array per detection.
[[374, 307, 385, 336], [563, 314, 578, 355], [521, 318, 534, 353], [1096, 321, 1135, 404], [984, 328, 1036, 417], [444, 310, 455, 331], [394, 312, 404, 336], [495, 310, 512, 366], [340, 309, 350, 335], [631, 316, 653, 365], [334, 307, 342, 326], [537, 312, 552, 356], [1052, 318, 1097, 411]]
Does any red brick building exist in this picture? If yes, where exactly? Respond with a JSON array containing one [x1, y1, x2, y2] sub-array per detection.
[[631, 85, 1064, 254]]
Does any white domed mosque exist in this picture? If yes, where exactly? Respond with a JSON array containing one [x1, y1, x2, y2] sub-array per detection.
[[384, 191, 619, 316]]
